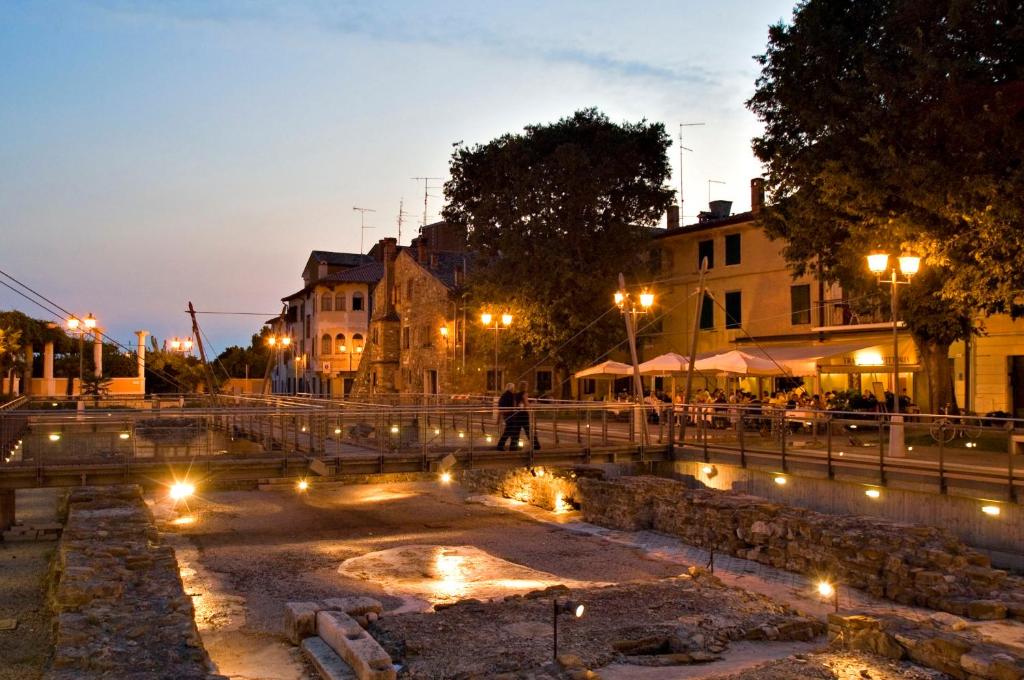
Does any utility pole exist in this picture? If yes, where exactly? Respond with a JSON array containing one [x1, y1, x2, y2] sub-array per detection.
[[411, 177, 443, 228], [260, 304, 287, 395], [353, 206, 376, 256], [187, 301, 218, 397], [678, 122, 705, 220], [681, 259, 709, 445]]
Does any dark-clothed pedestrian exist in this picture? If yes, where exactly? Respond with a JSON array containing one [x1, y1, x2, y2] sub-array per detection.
[[495, 382, 517, 450]]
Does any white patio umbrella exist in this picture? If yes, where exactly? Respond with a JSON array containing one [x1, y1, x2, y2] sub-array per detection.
[[638, 352, 690, 375], [573, 360, 633, 378], [693, 350, 794, 377]]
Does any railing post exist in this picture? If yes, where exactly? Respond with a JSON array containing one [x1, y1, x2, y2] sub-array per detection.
[[576, 408, 582, 445], [702, 411, 709, 462], [552, 407, 559, 446], [602, 408, 608, 445], [938, 421, 946, 494], [738, 411, 746, 468], [826, 415, 834, 480], [780, 410, 787, 473], [586, 408, 592, 456], [666, 405, 675, 460], [1009, 423, 1017, 503]]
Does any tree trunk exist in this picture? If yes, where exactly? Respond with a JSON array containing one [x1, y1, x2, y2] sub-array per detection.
[[555, 363, 572, 400], [919, 339, 953, 414]]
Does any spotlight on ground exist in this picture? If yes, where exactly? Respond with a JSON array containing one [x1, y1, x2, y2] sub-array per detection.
[[119, 432, 130, 440], [817, 580, 839, 611], [773, 475, 787, 485], [440, 472, 452, 484], [48, 433, 61, 442], [702, 464, 717, 478], [297, 479, 310, 492], [865, 488, 881, 499], [981, 504, 1000, 517], [552, 598, 585, 660], [169, 482, 195, 501]]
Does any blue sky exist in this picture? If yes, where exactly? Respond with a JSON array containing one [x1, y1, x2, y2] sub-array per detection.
[[0, 0, 795, 350]]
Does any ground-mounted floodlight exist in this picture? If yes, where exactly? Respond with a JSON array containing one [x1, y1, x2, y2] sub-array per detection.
[[817, 580, 839, 612], [552, 598, 585, 660], [170, 482, 195, 502]]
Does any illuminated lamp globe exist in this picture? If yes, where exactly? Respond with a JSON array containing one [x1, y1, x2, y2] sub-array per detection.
[[866, 252, 889, 274]]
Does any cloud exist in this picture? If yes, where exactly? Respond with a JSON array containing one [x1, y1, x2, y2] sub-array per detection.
[[85, 0, 717, 86]]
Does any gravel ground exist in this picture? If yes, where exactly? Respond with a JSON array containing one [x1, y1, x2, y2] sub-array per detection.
[[156, 480, 683, 679], [706, 650, 949, 679], [0, 489, 59, 680]]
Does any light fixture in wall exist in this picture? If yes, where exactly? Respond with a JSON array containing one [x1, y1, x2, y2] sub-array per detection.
[[865, 488, 881, 499], [981, 504, 1001, 517], [773, 475, 787, 485]]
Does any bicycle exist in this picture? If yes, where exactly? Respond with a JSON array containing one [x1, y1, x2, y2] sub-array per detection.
[[928, 408, 983, 445]]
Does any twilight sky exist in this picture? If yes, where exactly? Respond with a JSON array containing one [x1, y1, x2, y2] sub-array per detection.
[[0, 0, 796, 350]]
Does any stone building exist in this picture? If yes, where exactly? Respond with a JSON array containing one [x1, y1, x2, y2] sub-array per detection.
[[649, 178, 1024, 414], [270, 250, 380, 396]]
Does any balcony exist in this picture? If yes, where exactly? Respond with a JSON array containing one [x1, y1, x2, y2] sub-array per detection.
[[811, 299, 897, 333]]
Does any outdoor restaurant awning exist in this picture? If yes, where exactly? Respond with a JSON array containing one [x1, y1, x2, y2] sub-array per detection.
[[699, 342, 879, 377], [638, 352, 690, 375], [693, 350, 796, 377], [573, 360, 633, 379]]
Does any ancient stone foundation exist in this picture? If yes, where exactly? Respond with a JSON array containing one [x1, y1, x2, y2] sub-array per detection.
[[830, 613, 1024, 679], [578, 476, 1024, 621], [46, 485, 223, 680]]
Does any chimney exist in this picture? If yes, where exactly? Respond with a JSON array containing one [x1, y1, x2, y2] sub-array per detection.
[[666, 204, 680, 230], [381, 237, 398, 316], [417, 237, 428, 264], [751, 177, 765, 214], [708, 200, 732, 219]]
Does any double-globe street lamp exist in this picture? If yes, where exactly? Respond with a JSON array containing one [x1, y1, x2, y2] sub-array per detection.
[[866, 251, 921, 457], [66, 313, 98, 390], [614, 274, 655, 443], [480, 311, 512, 393], [266, 334, 292, 393]]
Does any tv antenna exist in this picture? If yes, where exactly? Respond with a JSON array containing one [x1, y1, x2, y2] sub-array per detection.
[[411, 176, 443, 228], [679, 122, 705, 220], [352, 206, 376, 256], [708, 179, 726, 203], [396, 198, 414, 245]]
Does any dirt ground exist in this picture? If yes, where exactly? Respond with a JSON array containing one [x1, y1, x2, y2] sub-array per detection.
[[155, 480, 684, 679], [0, 489, 58, 680]]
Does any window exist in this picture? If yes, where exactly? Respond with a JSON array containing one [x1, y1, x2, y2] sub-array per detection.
[[536, 370, 553, 394], [321, 294, 332, 312], [321, 334, 332, 356], [725, 291, 742, 329], [335, 293, 346, 311], [352, 292, 364, 311], [304, 314, 310, 338], [335, 333, 346, 353], [352, 333, 364, 353], [698, 239, 714, 269], [791, 284, 811, 325], [699, 292, 715, 330], [402, 327, 410, 350], [725, 233, 741, 266], [405, 280, 413, 300]]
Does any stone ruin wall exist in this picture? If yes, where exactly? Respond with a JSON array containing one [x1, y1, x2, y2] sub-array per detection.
[[458, 466, 583, 511], [576, 475, 1024, 622], [46, 485, 224, 680]]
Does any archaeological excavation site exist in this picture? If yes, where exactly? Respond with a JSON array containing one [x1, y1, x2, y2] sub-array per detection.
[[3, 458, 1023, 680]]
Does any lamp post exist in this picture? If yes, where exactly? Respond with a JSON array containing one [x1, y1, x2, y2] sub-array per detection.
[[614, 274, 654, 442], [866, 252, 921, 458], [480, 311, 512, 393], [266, 335, 292, 394], [66, 313, 97, 393]]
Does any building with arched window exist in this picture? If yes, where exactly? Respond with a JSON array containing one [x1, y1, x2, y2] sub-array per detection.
[[270, 250, 382, 396]]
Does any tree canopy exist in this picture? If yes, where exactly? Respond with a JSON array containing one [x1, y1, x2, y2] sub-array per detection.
[[442, 108, 673, 395], [748, 0, 1024, 411]]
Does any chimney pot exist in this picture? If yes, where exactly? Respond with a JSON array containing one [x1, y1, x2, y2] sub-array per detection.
[[751, 178, 765, 214], [666, 205, 680, 230]]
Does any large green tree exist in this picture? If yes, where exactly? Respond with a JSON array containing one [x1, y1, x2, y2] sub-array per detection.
[[443, 108, 674, 396], [215, 328, 272, 380], [748, 0, 1024, 412]]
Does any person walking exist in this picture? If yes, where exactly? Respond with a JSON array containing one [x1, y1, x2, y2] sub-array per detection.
[[495, 382, 517, 450], [511, 380, 540, 450]]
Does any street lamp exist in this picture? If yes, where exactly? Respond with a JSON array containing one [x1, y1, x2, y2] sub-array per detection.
[[614, 274, 654, 406], [481, 310, 512, 393], [266, 335, 293, 393], [66, 313, 98, 391], [866, 251, 921, 457]]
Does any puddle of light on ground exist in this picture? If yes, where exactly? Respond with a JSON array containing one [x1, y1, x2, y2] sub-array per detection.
[[338, 544, 606, 612]]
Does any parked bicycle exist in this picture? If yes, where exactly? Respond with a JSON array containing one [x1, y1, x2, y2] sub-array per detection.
[[929, 408, 983, 444]]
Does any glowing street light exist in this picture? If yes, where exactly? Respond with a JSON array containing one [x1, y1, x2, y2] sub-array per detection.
[[481, 310, 512, 393], [552, 598, 585, 659], [866, 250, 922, 457], [817, 580, 839, 612], [614, 275, 655, 443]]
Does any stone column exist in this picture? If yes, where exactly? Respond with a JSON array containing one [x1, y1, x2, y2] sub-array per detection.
[[22, 344, 33, 395], [93, 329, 103, 377], [44, 341, 55, 396], [135, 331, 148, 393]]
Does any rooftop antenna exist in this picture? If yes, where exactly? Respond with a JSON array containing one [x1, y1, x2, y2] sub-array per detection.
[[708, 179, 726, 203], [411, 176, 443, 229], [396, 198, 414, 245], [679, 122, 705, 220], [352, 206, 376, 256]]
